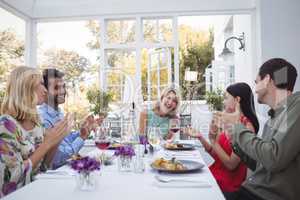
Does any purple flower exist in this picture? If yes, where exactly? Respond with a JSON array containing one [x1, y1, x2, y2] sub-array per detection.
[[114, 145, 135, 157], [70, 156, 100, 173], [139, 135, 148, 145], [2, 182, 17, 196], [3, 119, 16, 133]]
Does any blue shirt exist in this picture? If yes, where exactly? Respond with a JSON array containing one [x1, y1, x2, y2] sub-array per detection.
[[38, 103, 84, 169]]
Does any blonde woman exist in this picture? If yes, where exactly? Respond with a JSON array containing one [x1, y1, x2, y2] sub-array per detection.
[[139, 86, 180, 140], [0, 66, 73, 197]]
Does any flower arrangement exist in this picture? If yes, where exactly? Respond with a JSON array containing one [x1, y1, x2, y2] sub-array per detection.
[[70, 156, 101, 173], [114, 145, 135, 157], [114, 145, 135, 172], [70, 156, 100, 191]]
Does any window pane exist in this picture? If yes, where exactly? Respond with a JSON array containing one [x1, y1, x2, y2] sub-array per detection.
[[106, 20, 136, 44], [143, 19, 157, 43], [105, 50, 136, 102], [143, 18, 173, 43], [0, 7, 25, 88], [106, 50, 136, 74], [159, 19, 172, 42]]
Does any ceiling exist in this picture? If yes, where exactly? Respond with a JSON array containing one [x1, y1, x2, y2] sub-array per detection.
[[1, 0, 255, 20]]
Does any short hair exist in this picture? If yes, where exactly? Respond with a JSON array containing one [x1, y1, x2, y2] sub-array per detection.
[[42, 68, 65, 89], [1, 66, 42, 124], [259, 58, 298, 91]]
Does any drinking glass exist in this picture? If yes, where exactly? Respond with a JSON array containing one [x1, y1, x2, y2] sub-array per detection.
[[95, 126, 112, 163], [147, 127, 162, 152], [169, 118, 181, 141]]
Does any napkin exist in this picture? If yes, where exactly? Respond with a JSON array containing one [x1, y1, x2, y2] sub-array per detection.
[[35, 170, 75, 180]]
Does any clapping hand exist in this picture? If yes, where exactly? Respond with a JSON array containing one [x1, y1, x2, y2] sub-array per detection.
[[183, 126, 203, 139], [208, 122, 219, 145], [80, 114, 105, 140], [44, 113, 74, 148], [213, 102, 241, 126], [212, 103, 241, 142]]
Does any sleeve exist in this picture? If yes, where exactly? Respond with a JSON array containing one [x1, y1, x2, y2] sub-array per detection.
[[233, 102, 300, 172], [0, 124, 32, 197], [51, 131, 84, 169], [231, 143, 257, 171]]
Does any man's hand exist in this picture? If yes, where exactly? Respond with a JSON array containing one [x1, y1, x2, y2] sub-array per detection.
[[213, 102, 241, 125], [79, 115, 94, 140], [79, 114, 105, 140], [212, 103, 241, 143]]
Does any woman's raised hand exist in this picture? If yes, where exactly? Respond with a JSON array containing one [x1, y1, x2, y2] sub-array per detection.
[[43, 113, 74, 148], [183, 126, 203, 139]]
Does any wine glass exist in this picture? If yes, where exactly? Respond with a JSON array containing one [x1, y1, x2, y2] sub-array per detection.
[[147, 127, 162, 153], [169, 118, 181, 142], [95, 126, 111, 163]]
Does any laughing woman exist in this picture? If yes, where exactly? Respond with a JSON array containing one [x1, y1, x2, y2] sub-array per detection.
[[0, 66, 72, 197], [139, 86, 181, 140]]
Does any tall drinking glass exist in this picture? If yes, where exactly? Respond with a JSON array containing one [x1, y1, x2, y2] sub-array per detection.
[[147, 127, 162, 153]]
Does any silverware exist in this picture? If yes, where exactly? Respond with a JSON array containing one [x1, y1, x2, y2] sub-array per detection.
[[154, 175, 211, 187], [44, 170, 74, 176]]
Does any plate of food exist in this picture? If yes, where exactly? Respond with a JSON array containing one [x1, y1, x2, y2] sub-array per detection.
[[164, 143, 195, 151], [108, 142, 123, 150], [150, 157, 204, 173]]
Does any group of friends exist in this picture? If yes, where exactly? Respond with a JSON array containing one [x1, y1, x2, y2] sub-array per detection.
[[0, 58, 299, 200]]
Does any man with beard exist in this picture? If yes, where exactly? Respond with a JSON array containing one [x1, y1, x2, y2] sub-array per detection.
[[38, 68, 100, 169], [213, 58, 300, 200]]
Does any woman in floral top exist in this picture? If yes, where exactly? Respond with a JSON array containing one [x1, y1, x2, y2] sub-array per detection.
[[0, 66, 73, 197]]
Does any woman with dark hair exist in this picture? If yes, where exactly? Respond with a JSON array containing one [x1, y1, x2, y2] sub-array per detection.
[[186, 82, 259, 200]]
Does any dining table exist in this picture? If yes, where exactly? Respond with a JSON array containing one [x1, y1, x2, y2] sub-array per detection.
[[2, 140, 225, 200]]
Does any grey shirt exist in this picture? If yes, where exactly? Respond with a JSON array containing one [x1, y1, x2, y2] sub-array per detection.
[[233, 91, 300, 200]]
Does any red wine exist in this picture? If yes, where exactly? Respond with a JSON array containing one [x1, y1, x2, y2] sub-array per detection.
[[95, 141, 111, 150], [170, 128, 180, 133]]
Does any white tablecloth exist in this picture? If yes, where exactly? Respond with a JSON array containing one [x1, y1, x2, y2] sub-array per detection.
[[3, 142, 225, 200]]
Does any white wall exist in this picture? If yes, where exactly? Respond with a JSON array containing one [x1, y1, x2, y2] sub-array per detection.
[[233, 15, 254, 86], [257, 0, 300, 92]]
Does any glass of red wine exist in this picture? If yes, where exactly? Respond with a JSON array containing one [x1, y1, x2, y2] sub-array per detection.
[[169, 118, 181, 142], [95, 126, 111, 164]]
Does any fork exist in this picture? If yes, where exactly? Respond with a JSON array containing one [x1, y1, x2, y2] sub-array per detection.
[[154, 175, 211, 187]]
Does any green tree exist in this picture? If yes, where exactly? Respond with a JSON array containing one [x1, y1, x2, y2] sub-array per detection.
[[0, 29, 24, 85], [41, 48, 90, 86], [179, 27, 214, 100]]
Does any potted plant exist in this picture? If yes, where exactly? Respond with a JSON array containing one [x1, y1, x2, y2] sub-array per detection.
[[205, 89, 224, 111], [86, 87, 113, 117]]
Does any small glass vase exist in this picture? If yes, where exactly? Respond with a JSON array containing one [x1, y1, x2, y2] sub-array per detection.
[[117, 155, 133, 172], [75, 171, 96, 191]]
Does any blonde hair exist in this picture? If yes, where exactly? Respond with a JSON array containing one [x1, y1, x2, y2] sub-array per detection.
[[1, 66, 42, 124], [153, 86, 181, 118]]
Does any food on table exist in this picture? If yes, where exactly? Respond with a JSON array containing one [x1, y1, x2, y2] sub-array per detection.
[[70, 154, 83, 160], [164, 143, 184, 149], [109, 143, 122, 149], [152, 158, 187, 171]]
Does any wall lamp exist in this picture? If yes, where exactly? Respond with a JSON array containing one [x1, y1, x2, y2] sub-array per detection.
[[219, 32, 245, 57]]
